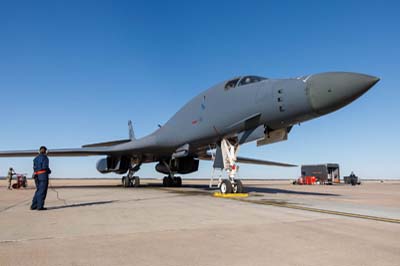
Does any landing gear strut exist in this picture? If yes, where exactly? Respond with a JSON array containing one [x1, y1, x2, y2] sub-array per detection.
[[122, 162, 141, 188], [212, 139, 245, 194]]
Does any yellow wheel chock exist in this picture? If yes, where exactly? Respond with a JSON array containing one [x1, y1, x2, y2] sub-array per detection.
[[213, 192, 249, 198]]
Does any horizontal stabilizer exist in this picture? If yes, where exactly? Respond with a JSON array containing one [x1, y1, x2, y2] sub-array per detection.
[[82, 120, 135, 148], [82, 139, 131, 148]]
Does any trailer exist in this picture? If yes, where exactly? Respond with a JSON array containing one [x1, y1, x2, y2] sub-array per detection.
[[301, 164, 340, 185]]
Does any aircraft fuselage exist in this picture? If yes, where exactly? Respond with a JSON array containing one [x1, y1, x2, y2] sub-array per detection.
[[115, 72, 379, 160]]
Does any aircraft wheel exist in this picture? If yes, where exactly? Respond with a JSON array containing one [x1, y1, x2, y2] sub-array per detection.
[[163, 176, 174, 187], [132, 176, 140, 187], [233, 180, 244, 193], [174, 176, 182, 187], [167, 177, 174, 187], [220, 180, 233, 194], [122, 176, 131, 187]]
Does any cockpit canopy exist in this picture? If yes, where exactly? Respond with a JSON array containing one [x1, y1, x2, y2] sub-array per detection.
[[224, 75, 267, 90]]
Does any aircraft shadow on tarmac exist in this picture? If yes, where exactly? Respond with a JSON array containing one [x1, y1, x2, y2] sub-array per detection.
[[47, 200, 117, 210], [49, 185, 124, 189], [159, 183, 340, 197], [243, 186, 340, 196], [49, 183, 340, 197]]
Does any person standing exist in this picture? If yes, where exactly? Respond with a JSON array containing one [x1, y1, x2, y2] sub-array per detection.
[[30, 146, 51, 211], [6, 167, 15, 190]]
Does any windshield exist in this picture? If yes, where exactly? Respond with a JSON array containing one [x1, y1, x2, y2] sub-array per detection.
[[224, 78, 240, 90], [238, 76, 267, 86]]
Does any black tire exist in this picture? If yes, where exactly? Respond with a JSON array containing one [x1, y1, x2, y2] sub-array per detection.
[[163, 176, 173, 187], [174, 177, 182, 187], [234, 180, 244, 193], [220, 180, 233, 194], [123, 176, 131, 187], [167, 177, 174, 187], [132, 176, 140, 187]]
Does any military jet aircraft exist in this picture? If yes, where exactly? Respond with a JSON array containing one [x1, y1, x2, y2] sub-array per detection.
[[0, 72, 379, 193]]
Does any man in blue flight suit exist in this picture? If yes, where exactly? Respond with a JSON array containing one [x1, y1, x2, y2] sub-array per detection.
[[30, 146, 51, 211]]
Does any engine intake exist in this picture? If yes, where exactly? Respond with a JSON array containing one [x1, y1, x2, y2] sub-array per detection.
[[96, 156, 130, 174], [156, 157, 199, 175]]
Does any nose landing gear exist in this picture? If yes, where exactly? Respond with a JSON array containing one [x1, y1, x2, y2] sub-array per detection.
[[219, 179, 244, 194], [211, 139, 245, 194]]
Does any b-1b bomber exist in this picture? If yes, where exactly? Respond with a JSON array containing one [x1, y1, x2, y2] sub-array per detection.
[[0, 72, 379, 193]]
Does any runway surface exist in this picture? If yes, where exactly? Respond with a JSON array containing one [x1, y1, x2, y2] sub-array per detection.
[[1, 179, 399, 266]]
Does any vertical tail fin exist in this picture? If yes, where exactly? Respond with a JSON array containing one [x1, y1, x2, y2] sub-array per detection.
[[128, 120, 136, 140]]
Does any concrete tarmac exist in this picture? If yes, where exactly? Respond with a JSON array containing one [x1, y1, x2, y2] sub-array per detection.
[[1, 179, 399, 266]]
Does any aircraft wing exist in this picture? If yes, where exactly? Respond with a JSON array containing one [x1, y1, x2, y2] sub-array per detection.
[[198, 154, 297, 167], [0, 147, 113, 157], [235, 156, 297, 167], [0, 121, 139, 158]]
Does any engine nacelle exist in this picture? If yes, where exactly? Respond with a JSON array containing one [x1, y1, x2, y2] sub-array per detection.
[[96, 156, 130, 174], [155, 157, 199, 175]]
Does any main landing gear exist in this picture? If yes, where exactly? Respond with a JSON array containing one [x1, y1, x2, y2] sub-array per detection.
[[122, 163, 141, 188], [162, 175, 182, 187], [122, 175, 140, 188], [161, 160, 182, 187], [212, 139, 245, 194]]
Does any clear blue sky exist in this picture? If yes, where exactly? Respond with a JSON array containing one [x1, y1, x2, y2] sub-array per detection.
[[0, 0, 399, 179]]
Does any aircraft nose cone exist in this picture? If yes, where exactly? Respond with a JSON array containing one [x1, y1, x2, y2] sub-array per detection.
[[306, 72, 380, 115]]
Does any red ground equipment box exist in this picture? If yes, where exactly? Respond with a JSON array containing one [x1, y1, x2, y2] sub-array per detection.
[[11, 174, 28, 189], [295, 176, 316, 185]]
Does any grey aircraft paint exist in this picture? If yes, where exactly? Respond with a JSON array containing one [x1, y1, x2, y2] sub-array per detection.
[[0, 72, 379, 177]]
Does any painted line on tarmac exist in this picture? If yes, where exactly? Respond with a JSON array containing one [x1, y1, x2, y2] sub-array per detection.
[[148, 187, 400, 224], [236, 198, 400, 224]]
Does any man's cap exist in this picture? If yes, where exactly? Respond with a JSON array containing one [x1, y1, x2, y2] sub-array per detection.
[[39, 146, 47, 151]]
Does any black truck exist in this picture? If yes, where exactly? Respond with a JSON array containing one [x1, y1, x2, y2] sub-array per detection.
[[301, 164, 340, 185]]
